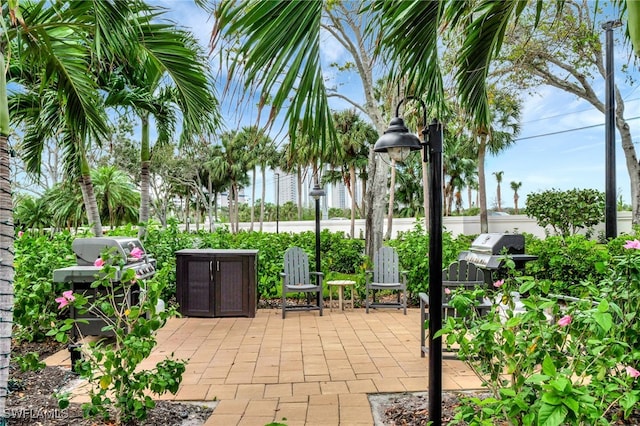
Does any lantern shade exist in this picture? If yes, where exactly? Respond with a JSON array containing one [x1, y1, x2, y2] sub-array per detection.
[[373, 117, 422, 162], [310, 184, 325, 200]]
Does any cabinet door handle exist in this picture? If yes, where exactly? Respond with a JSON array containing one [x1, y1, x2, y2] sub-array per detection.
[[216, 261, 220, 272], [209, 261, 213, 281]]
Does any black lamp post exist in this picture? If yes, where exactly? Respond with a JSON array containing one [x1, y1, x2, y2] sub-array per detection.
[[310, 182, 325, 312], [602, 20, 622, 239], [275, 172, 280, 234], [374, 96, 444, 425], [309, 183, 325, 274]]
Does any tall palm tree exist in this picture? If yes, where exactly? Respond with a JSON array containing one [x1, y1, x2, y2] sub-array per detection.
[[330, 109, 376, 238], [511, 181, 522, 214], [493, 171, 504, 211], [103, 10, 219, 238], [208, 131, 250, 233], [234, 126, 274, 232], [1, 1, 154, 417]]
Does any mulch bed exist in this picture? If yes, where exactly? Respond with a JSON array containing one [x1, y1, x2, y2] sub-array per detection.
[[7, 339, 213, 426]]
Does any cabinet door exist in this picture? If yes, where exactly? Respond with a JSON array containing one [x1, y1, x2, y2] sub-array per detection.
[[214, 256, 249, 317], [178, 257, 214, 317]]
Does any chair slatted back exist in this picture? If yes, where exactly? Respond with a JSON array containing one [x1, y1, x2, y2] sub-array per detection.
[[443, 260, 483, 283], [284, 247, 310, 286], [373, 246, 400, 283], [441, 260, 485, 308]]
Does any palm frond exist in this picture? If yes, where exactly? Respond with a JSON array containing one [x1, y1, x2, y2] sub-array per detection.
[[214, 0, 337, 153]]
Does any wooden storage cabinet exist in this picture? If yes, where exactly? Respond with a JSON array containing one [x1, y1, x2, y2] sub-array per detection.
[[176, 249, 258, 318]]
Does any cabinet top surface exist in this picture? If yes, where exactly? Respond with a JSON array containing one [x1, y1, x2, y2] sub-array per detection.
[[176, 249, 259, 255]]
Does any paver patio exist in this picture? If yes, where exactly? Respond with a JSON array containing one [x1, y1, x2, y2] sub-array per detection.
[[46, 308, 484, 425]]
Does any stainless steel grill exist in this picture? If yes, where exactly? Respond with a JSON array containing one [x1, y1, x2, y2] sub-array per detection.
[[53, 237, 156, 283], [458, 233, 537, 276], [53, 237, 156, 339]]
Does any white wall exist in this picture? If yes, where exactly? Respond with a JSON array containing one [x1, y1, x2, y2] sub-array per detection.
[[232, 211, 634, 239]]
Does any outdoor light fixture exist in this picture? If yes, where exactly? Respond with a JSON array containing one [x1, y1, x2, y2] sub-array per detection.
[[373, 96, 426, 163], [374, 96, 444, 425]]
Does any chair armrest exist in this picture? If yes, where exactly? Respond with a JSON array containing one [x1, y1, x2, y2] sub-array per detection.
[[419, 292, 429, 306], [310, 271, 324, 277]]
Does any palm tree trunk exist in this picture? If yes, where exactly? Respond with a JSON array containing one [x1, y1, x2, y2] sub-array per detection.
[[385, 160, 396, 240], [349, 165, 356, 238], [185, 197, 191, 233], [208, 176, 214, 232], [297, 167, 303, 220], [0, 134, 14, 420], [259, 167, 266, 232], [250, 167, 256, 231], [234, 183, 240, 233], [78, 149, 103, 236], [138, 114, 150, 239], [360, 175, 366, 218], [478, 134, 488, 233]]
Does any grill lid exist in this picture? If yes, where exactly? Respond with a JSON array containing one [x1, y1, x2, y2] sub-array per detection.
[[53, 237, 156, 283], [72, 237, 147, 266], [469, 233, 525, 255]]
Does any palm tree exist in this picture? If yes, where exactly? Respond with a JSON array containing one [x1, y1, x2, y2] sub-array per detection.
[[13, 194, 51, 233], [92, 166, 140, 229], [493, 171, 504, 211], [234, 126, 274, 232], [329, 109, 376, 238], [41, 182, 85, 231], [1, 1, 158, 416], [103, 10, 219, 238], [511, 181, 522, 214], [208, 131, 250, 233]]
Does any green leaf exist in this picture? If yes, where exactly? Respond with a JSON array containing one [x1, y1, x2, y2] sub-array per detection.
[[541, 393, 562, 405], [542, 354, 556, 376], [505, 316, 522, 328], [526, 374, 550, 384], [593, 311, 612, 333], [562, 397, 579, 415], [597, 299, 609, 313], [537, 403, 568, 426]]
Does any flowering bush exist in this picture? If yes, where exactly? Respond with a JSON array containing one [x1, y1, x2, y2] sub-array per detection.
[[437, 242, 640, 425], [50, 248, 186, 424]]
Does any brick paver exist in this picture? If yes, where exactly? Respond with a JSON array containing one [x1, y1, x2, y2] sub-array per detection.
[[47, 308, 484, 425]]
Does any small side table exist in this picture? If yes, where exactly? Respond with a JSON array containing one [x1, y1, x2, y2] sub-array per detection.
[[327, 280, 356, 312]]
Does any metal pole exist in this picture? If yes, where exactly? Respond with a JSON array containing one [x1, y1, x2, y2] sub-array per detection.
[[427, 120, 443, 425], [276, 173, 280, 234], [602, 20, 621, 239], [314, 197, 321, 274]]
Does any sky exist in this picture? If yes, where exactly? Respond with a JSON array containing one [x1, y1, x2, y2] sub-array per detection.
[[155, 0, 640, 209]]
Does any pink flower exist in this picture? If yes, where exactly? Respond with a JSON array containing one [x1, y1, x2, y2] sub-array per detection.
[[444, 288, 451, 295], [558, 315, 572, 327], [55, 291, 75, 309], [493, 279, 504, 288], [62, 290, 75, 302], [626, 366, 640, 378], [623, 239, 640, 249], [94, 258, 104, 267], [130, 247, 144, 259], [17, 231, 23, 238]]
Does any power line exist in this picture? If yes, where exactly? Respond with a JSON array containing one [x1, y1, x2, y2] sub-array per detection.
[[520, 97, 640, 125], [516, 115, 640, 141]]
